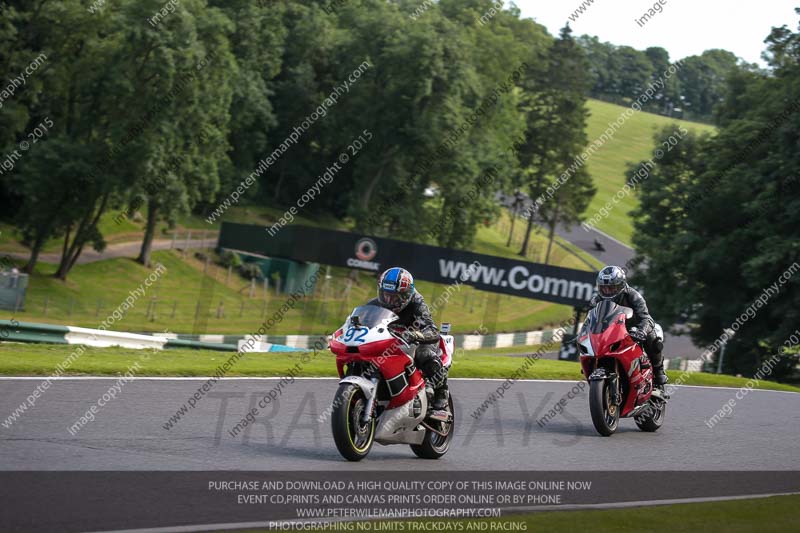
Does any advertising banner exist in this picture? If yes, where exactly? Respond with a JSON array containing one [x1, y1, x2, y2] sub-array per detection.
[[218, 223, 596, 307]]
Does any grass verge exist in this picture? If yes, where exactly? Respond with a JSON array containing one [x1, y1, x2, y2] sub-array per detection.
[[473, 494, 800, 532], [284, 494, 800, 533], [1, 343, 798, 393]]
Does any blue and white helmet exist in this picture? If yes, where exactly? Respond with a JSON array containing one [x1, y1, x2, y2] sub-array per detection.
[[377, 267, 415, 312]]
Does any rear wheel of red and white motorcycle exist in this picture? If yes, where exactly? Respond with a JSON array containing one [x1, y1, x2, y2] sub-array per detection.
[[331, 383, 375, 461], [635, 398, 666, 432], [589, 379, 619, 436], [410, 394, 455, 459]]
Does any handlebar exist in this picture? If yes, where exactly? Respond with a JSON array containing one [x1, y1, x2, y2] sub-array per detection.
[[387, 325, 411, 348]]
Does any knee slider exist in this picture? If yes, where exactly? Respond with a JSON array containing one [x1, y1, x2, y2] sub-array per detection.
[[653, 339, 664, 353]]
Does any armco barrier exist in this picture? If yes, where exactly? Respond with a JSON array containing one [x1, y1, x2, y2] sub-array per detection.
[[0, 320, 70, 345], [0, 320, 704, 370], [150, 328, 563, 351], [0, 320, 293, 353], [65, 327, 167, 350]]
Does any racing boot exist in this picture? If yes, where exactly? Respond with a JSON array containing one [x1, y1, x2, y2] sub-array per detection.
[[649, 350, 668, 386], [429, 380, 450, 422], [432, 378, 449, 411], [419, 357, 449, 420]]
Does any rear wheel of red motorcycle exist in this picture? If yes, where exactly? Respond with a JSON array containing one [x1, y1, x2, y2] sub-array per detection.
[[589, 379, 619, 436], [410, 394, 455, 459], [635, 399, 666, 432], [331, 383, 375, 461]]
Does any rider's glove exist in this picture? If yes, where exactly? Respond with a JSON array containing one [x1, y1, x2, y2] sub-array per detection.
[[402, 330, 425, 344], [629, 327, 646, 343]]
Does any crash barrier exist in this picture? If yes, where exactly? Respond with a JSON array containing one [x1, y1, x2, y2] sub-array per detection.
[[0, 320, 298, 353], [0, 320, 706, 369], [150, 329, 706, 371], [665, 357, 706, 373], [149, 328, 563, 351]]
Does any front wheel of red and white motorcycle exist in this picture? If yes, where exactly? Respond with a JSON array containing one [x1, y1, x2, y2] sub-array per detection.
[[589, 379, 619, 436], [331, 383, 375, 461], [411, 395, 455, 459]]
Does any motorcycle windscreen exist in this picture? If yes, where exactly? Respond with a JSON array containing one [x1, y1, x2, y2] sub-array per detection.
[[347, 304, 399, 329], [586, 300, 633, 334]]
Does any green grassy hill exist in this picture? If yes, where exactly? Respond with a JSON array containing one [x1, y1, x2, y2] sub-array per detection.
[[583, 99, 716, 244]]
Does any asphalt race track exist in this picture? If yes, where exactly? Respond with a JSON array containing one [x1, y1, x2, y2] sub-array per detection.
[[2, 377, 798, 471], [2, 377, 799, 532]]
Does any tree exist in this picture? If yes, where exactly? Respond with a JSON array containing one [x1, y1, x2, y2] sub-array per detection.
[[4, 0, 238, 276], [645, 46, 681, 114], [12, 140, 99, 274], [577, 35, 619, 99], [0, 4, 46, 221], [516, 25, 596, 261], [199, 0, 287, 216], [4, 0, 130, 279], [630, 10, 800, 378], [120, 0, 236, 266], [615, 46, 653, 101], [678, 49, 740, 118]]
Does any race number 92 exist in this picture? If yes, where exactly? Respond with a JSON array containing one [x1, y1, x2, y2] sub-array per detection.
[[342, 326, 368, 343]]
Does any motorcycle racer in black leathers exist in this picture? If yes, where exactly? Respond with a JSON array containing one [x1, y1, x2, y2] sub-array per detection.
[[592, 265, 668, 385], [368, 267, 449, 413]]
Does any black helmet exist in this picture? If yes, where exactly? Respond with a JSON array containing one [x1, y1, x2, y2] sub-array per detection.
[[596, 265, 627, 301]]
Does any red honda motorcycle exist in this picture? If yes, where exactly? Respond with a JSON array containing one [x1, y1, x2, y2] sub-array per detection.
[[578, 300, 668, 436], [328, 305, 455, 461]]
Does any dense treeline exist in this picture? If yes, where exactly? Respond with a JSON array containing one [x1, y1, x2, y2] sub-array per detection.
[[578, 36, 756, 121], [630, 11, 800, 379], [0, 0, 746, 279]]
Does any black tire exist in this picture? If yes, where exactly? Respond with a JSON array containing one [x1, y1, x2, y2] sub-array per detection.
[[589, 379, 619, 436], [635, 398, 666, 432], [410, 394, 455, 459], [331, 383, 375, 461]]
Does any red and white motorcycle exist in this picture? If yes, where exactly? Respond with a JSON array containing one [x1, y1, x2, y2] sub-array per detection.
[[328, 305, 455, 461]]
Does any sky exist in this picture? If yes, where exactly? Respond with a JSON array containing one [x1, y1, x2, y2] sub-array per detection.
[[514, 0, 799, 66]]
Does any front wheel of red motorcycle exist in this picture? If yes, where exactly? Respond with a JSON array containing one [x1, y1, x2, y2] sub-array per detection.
[[589, 379, 619, 436], [331, 383, 375, 461], [410, 395, 455, 459]]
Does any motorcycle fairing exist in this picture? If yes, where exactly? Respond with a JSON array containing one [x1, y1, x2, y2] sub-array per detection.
[[579, 300, 654, 417]]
